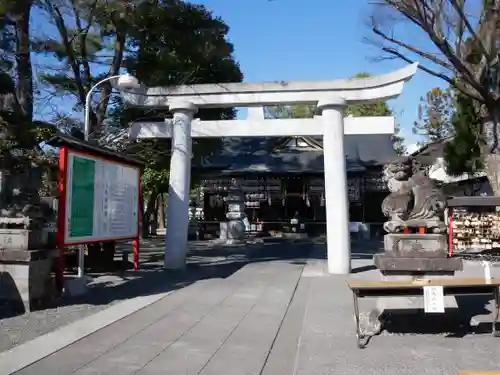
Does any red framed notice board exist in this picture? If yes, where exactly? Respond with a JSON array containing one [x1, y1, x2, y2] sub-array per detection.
[[58, 147, 141, 245], [56, 146, 141, 282]]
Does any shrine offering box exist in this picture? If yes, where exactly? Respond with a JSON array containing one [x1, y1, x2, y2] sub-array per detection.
[[447, 196, 500, 256]]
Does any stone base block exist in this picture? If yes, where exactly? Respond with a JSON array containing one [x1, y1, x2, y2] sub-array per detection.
[[0, 228, 48, 251], [219, 221, 245, 242], [64, 276, 90, 297], [384, 233, 447, 258], [0, 249, 58, 312], [219, 222, 228, 240], [282, 233, 308, 240], [374, 254, 463, 275]]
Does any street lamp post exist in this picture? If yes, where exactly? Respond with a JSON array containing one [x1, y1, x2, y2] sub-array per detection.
[[83, 74, 140, 141], [76, 73, 140, 279]]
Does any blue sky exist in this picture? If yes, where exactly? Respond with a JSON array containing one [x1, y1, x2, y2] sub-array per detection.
[[195, 0, 447, 148], [32, 0, 448, 149]]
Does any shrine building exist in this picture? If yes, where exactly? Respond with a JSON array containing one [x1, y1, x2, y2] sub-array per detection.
[[196, 133, 397, 237]]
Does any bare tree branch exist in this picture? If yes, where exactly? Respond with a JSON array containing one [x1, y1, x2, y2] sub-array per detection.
[[369, 0, 493, 102], [449, 0, 490, 61], [371, 24, 454, 70]]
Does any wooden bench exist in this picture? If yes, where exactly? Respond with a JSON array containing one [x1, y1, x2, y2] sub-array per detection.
[[348, 278, 500, 349]]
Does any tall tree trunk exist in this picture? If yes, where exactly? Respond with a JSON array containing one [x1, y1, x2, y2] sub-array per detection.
[[482, 106, 500, 196], [484, 154, 500, 196], [13, 0, 33, 122], [157, 194, 165, 229], [152, 196, 159, 235], [142, 191, 158, 237], [139, 188, 146, 237]]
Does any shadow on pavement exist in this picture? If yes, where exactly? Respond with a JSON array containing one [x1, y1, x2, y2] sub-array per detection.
[[53, 239, 318, 312], [380, 295, 496, 338]]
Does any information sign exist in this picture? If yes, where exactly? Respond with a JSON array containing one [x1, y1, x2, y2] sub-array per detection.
[[63, 150, 140, 245]]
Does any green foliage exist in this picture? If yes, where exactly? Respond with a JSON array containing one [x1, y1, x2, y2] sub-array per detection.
[[345, 101, 391, 117], [392, 124, 406, 156], [266, 73, 393, 119], [23, 0, 243, 198], [118, 0, 243, 195], [265, 105, 314, 119], [141, 166, 170, 194], [443, 95, 484, 176], [345, 73, 392, 117], [412, 87, 454, 144]]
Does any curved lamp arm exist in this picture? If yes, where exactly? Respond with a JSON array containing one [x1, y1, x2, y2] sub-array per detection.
[[83, 74, 137, 140]]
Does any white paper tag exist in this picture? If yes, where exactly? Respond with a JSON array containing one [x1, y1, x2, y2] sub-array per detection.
[[423, 285, 445, 313], [483, 261, 492, 281]]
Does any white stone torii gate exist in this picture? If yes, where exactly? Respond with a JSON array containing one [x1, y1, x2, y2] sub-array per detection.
[[119, 63, 418, 274]]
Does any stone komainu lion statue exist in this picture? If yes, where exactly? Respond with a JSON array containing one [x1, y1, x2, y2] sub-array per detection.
[[381, 157, 447, 234]]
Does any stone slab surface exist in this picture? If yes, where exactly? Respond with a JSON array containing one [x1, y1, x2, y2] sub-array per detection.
[[9, 260, 305, 375], [4, 241, 500, 375], [0, 288, 173, 375]]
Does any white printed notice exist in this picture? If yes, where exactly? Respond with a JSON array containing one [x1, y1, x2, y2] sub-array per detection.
[[64, 150, 140, 244], [423, 285, 445, 313]]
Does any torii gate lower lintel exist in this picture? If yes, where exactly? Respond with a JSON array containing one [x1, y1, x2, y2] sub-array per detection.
[[120, 63, 418, 275]]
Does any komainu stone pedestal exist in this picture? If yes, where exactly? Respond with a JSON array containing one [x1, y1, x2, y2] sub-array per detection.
[[374, 233, 463, 275], [0, 228, 58, 312], [0, 248, 58, 312]]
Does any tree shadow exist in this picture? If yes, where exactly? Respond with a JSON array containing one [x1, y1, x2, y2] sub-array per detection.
[[1, 236, 377, 319], [380, 294, 496, 337], [351, 265, 377, 274], [58, 258, 247, 309], [351, 239, 383, 260], [41, 240, 316, 314], [0, 272, 25, 319]]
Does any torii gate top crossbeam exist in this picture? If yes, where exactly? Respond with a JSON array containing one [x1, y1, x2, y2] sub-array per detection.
[[120, 63, 418, 109]]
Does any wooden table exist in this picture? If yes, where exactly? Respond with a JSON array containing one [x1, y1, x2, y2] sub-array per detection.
[[348, 278, 500, 348]]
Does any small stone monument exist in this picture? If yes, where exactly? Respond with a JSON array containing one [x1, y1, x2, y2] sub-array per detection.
[[374, 157, 462, 274], [0, 167, 57, 312], [219, 178, 246, 244]]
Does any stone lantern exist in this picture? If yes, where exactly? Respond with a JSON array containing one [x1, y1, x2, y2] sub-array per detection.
[[219, 178, 246, 243]]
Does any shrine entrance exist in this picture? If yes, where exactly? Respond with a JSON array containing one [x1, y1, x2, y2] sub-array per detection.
[[120, 63, 418, 274], [284, 176, 308, 220]]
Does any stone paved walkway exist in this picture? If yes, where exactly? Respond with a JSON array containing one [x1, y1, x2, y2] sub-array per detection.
[[13, 259, 305, 375], [6, 242, 500, 375]]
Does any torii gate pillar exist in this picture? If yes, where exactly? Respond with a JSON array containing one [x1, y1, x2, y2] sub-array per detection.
[[319, 97, 350, 274], [164, 100, 197, 269]]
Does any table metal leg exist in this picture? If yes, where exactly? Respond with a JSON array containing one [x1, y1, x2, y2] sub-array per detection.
[[493, 287, 500, 337], [352, 293, 370, 348]]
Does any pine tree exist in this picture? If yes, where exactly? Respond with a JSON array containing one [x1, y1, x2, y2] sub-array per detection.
[[443, 95, 484, 176], [412, 87, 454, 145]]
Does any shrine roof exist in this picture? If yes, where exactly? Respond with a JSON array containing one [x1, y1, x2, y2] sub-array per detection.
[[47, 133, 145, 167], [200, 134, 396, 173]]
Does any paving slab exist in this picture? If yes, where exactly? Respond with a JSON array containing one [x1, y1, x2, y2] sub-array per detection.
[[10, 258, 305, 375], [6, 241, 500, 375]]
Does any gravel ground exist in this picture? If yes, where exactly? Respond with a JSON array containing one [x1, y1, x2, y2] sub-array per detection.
[[0, 299, 111, 353], [296, 258, 500, 375]]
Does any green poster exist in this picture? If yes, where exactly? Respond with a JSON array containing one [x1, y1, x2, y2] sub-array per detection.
[[69, 156, 96, 237]]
